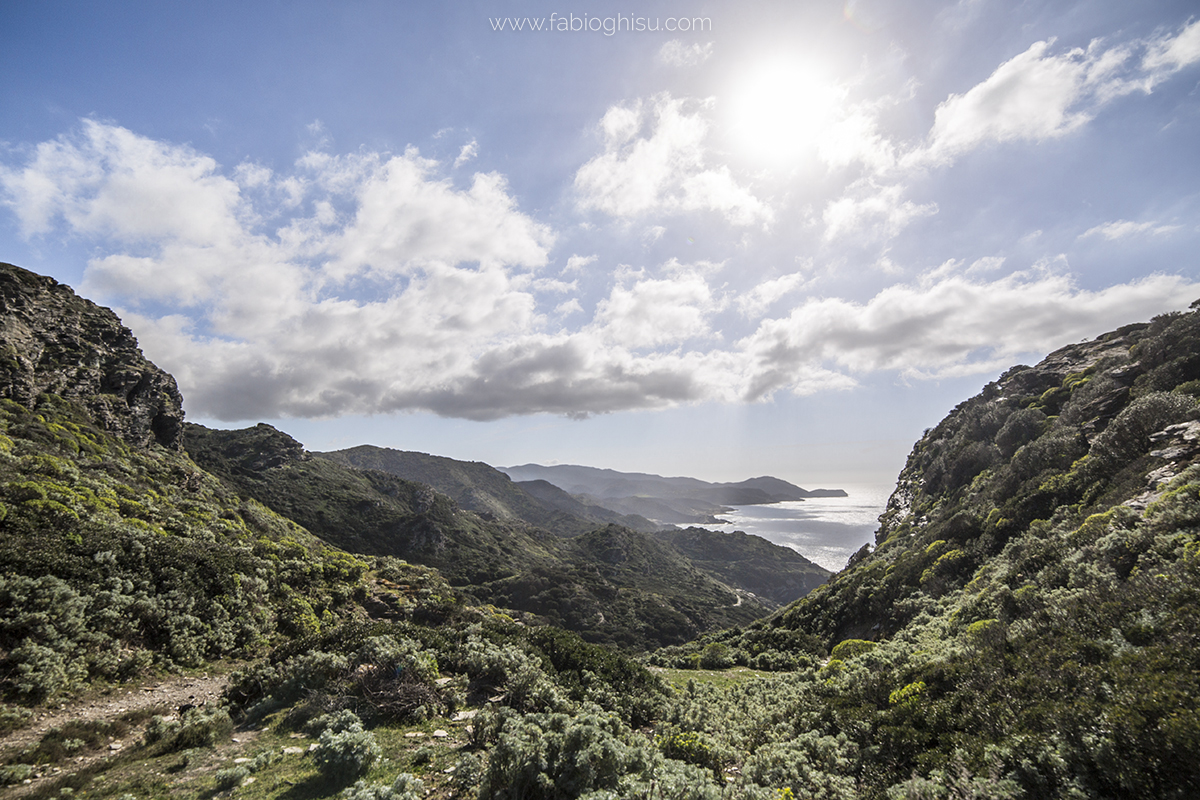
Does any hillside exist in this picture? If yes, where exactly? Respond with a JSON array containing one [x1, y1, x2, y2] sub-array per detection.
[[0, 264, 373, 704], [186, 423, 830, 651], [650, 305, 1200, 797], [318, 444, 655, 533], [9, 256, 1197, 800]]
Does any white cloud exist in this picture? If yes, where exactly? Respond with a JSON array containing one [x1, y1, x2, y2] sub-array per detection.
[[1143, 18, 1200, 77], [574, 94, 772, 226], [591, 267, 724, 348], [738, 270, 1200, 400], [917, 40, 1100, 164], [0, 119, 247, 245], [454, 138, 479, 168], [327, 153, 553, 279], [910, 22, 1200, 167], [817, 108, 896, 172], [1079, 219, 1182, 240], [5, 120, 1198, 423], [736, 272, 809, 318], [563, 253, 598, 273], [823, 181, 937, 241], [658, 40, 714, 67], [555, 298, 583, 317]]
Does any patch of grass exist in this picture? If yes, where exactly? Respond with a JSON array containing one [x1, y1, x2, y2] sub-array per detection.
[[650, 665, 775, 691]]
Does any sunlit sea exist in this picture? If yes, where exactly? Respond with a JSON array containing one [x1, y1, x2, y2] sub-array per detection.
[[689, 484, 893, 573]]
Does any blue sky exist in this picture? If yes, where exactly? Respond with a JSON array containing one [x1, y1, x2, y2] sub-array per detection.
[[2, 0, 1198, 489]]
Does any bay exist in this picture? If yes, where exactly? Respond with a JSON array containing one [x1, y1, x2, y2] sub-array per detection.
[[692, 484, 893, 573]]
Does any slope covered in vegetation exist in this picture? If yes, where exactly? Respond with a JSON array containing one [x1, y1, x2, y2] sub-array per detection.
[[648, 305, 1200, 797], [185, 423, 828, 651], [0, 265, 369, 705], [318, 445, 656, 533], [6, 260, 1198, 800]]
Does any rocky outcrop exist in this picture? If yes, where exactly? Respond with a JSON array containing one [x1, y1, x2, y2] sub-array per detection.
[[0, 263, 184, 450]]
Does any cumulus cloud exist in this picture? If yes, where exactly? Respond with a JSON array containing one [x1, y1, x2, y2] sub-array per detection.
[[736, 272, 809, 318], [916, 40, 1105, 164], [1079, 219, 1182, 240], [574, 94, 772, 226], [4, 120, 1198, 423], [563, 253, 598, 273], [738, 270, 1200, 400], [823, 181, 937, 241], [658, 40, 714, 67], [590, 266, 725, 348], [909, 20, 1200, 167]]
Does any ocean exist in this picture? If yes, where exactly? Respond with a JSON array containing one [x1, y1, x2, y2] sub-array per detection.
[[693, 484, 893, 573]]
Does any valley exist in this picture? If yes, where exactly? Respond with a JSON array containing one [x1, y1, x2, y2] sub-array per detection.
[[2, 261, 1199, 799]]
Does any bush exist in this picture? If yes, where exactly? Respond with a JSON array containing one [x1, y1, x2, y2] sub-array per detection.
[[307, 709, 365, 737], [341, 773, 424, 800], [0, 764, 33, 785], [656, 725, 722, 778], [214, 764, 249, 790], [314, 722, 382, 784], [145, 706, 233, 751], [829, 639, 877, 661], [698, 643, 733, 670]]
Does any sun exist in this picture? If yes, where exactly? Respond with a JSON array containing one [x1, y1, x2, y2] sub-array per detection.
[[726, 57, 843, 164]]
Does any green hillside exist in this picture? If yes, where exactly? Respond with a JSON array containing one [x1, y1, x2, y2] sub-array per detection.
[[0, 265, 369, 704], [184, 423, 823, 652], [6, 258, 1198, 800], [318, 444, 655, 533], [647, 306, 1200, 797]]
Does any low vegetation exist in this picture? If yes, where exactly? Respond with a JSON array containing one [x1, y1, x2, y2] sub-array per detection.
[[3, 263, 1200, 798]]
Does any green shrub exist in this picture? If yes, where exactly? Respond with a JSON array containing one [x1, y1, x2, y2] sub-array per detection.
[[829, 639, 877, 661], [655, 725, 722, 777], [145, 706, 232, 751], [214, 764, 249, 790], [307, 709, 365, 737], [0, 764, 33, 785], [341, 773, 424, 800], [314, 723, 381, 784], [698, 642, 733, 669]]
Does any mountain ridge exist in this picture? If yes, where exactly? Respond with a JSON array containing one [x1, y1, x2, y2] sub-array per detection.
[[499, 462, 847, 524]]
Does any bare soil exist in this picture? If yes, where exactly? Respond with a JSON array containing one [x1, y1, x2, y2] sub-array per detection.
[[1, 672, 229, 797]]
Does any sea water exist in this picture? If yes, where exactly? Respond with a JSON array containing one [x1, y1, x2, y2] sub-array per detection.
[[696, 485, 893, 573]]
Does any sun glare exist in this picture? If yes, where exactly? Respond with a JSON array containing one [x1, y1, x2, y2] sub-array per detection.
[[727, 58, 843, 164]]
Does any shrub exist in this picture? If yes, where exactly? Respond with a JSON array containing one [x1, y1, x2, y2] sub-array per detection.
[[214, 764, 249, 790], [314, 723, 382, 784], [656, 725, 722, 777], [829, 639, 877, 661], [341, 773, 424, 800], [145, 706, 233, 751], [307, 709, 365, 737], [698, 643, 733, 670], [0, 764, 33, 785]]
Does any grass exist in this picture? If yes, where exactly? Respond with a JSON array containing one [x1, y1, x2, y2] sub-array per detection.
[[650, 666, 775, 691]]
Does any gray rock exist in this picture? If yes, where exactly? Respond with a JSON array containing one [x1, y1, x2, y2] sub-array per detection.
[[0, 263, 184, 450]]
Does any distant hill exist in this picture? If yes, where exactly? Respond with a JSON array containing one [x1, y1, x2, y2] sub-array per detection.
[[318, 445, 656, 533], [186, 424, 832, 651], [499, 463, 846, 523]]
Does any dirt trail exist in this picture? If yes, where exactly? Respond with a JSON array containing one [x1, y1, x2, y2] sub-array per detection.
[[1, 672, 228, 796]]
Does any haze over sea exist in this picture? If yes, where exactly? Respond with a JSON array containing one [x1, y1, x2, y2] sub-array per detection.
[[697, 485, 893, 572]]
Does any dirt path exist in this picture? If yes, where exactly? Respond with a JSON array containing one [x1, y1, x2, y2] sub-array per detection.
[[1, 672, 228, 796]]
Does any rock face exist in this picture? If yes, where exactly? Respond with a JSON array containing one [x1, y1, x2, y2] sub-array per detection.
[[0, 263, 184, 450]]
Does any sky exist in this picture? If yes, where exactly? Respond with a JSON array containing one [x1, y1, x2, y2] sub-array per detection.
[[1, 0, 1198, 491]]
